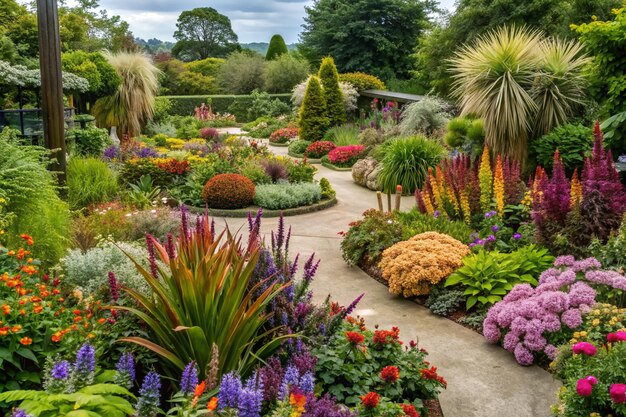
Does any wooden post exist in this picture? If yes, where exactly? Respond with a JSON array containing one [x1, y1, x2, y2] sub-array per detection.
[[376, 191, 383, 211], [394, 185, 402, 211], [37, 0, 66, 186], [387, 192, 391, 213]]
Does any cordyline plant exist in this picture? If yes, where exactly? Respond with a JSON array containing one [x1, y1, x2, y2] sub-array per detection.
[[116, 207, 290, 380]]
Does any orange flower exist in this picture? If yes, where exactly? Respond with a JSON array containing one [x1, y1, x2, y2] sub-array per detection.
[[20, 337, 33, 345], [207, 397, 218, 411], [30, 296, 41, 303], [194, 381, 206, 397], [19, 298, 28, 305], [19, 309, 25, 316], [20, 234, 34, 245], [52, 289, 61, 295], [73, 316, 82, 322], [51, 333, 61, 342], [2, 305, 10, 314], [33, 305, 43, 314], [73, 309, 81, 315], [0, 327, 9, 336], [11, 325, 21, 333], [98, 318, 107, 324]]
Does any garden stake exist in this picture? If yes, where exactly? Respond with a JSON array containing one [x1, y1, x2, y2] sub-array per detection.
[[377, 191, 383, 212], [387, 192, 391, 213], [395, 185, 402, 211]]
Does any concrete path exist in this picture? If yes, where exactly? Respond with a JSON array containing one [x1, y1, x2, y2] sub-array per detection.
[[213, 146, 560, 417]]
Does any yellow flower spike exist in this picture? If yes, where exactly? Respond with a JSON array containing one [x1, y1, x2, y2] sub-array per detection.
[[493, 155, 505, 216], [478, 145, 493, 212]]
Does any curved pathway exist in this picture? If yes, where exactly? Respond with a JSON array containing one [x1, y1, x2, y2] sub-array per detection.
[[214, 144, 560, 417]]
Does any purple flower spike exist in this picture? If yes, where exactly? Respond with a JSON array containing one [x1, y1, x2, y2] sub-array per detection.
[[114, 352, 135, 389], [51, 360, 70, 380], [136, 371, 161, 417], [218, 372, 242, 409], [180, 362, 199, 396]]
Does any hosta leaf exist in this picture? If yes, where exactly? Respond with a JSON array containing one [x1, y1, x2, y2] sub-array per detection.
[[79, 384, 134, 398]]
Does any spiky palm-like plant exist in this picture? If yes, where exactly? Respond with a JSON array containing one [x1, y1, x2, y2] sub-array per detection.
[[93, 51, 160, 137], [450, 26, 542, 164], [532, 38, 590, 137]]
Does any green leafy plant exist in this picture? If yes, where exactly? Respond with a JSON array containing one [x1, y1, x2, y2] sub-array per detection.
[[67, 157, 118, 211], [445, 245, 555, 309], [126, 175, 161, 209], [531, 123, 593, 173], [288, 140, 311, 156], [324, 124, 359, 146], [117, 213, 288, 379], [398, 97, 451, 136], [426, 285, 466, 317], [589, 215, 626, 268], [67, 126, 111, 157], [340, 209, 403, 266], [600, 110, 626, 155], [264, 54, 310, 93], [266, 34, 289, 60], [338, 72, 386, 91], [378, 136, 445, 194], [395, 208, 472, 243], [253, 182, 321, 210], [298, 76, 329, 142], [319, 177, 336, 199], [319, 57, 346, 126]]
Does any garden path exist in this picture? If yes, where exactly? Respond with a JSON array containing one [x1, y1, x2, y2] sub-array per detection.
[[213, 145, 561, 417]]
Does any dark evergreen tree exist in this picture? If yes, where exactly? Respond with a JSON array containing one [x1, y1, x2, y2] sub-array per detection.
[[265, 34, 288, 60], [318, 57, 346, 126], [299, 76, 330, 142]]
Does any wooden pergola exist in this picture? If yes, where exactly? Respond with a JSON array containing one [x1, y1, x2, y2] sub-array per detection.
[[37, 0, 66, 184]]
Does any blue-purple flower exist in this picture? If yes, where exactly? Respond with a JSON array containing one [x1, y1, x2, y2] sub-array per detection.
[[51, 360, 70, 380], [513, 232, 522, 240], [180, 362, 199, 396], [299, 372, 315, 393], [485, 210, 497, 218], [434, 210, 440, 218], [491, 225, 499, 233], [10, 409, 33, 417], [135, 371, 161, 417], [218, 372, 242, 409], [74, 343, 96, 387], [114, 352, 135, 389]]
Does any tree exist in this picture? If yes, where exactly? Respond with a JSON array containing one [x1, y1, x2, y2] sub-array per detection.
[[299, 0, 433, 79], [318, 57, 346, 126], [298, 76, 329, 142], [217, 52, 266, 94], [264, 54, 310, 93], [266, 34, 288, 60], [172, 7, 239, 60], [62, 51, 121, 111]]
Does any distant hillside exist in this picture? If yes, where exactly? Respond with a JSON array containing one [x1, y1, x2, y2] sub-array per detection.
[[240, 42, 297, 56]]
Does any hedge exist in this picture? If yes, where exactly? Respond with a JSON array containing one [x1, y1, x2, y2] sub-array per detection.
[[162, 94, 292, 122]]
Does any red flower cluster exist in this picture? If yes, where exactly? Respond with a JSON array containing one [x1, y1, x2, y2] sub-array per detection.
[[345, 331, 365, 345], [380, 365, 400, 383], [156, 158, 190, 175], [360, 392, 379, 409], [373, 327, 400, 346], [305, 141, 336, 159], [270, 126, 299, 144], [420, 366, 447, 387], [327, 145, 366, 166], [401, 404, 419, 417]]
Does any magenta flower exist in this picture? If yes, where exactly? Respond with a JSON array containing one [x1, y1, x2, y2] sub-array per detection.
[[576, 376, 598, 397], [572, 342, 597, 356], [610, 384, 626, 403], [607, 331, 626, 343]]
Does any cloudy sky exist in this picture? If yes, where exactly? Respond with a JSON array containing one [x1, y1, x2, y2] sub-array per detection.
[[23, 0, 456, 44]]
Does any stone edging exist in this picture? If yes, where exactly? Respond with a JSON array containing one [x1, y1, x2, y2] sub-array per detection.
[[321, 161, 353, 171], [187, 197, 337, 218], [268, 142, 290, 147]]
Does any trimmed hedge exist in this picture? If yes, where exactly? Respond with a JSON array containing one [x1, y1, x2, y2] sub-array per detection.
[[162, 94, 292, 122]]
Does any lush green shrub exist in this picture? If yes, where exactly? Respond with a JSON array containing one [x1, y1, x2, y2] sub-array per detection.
[[385, 77, 427, 95], [305, 140, 336, 158], [217, 51, 266, 94], [292, 77, 358, 113], [399, 97, 451, 136], [601, 110, 626, 156], [324, 124, 359, 146], [288, 139, 311, 156], [186, 57, 225, 78], [151, 96, 172, 122], [426, 285, 466, 316], [145, 121, 177, 137], [340, 209, 403, 266], [378, 136, 445, 194], [241, 90, 292, 121], [264, 54, 309, 93], [67, 157, 118, 210], [0, 130, 70, 265], [174, 70, 220, 95], [67, 125, 110, 156], [241, 116, 292, 138], [298, 76, 330, 142], [253, 182, 321, 209], [240, 162, 272, 185], [286, 159, 317, 183], [319, 57, 346, 126], [162, 94, 291, 120], [589, 215, 626, 268], [266, 34, 289, 60], [395, 208, 473, 243], [202, 173, 255, 209], [319, 177, 336, 199], [531, 123, 593, 173], [444, 117, 485, 154], [176, 119, 200, 139], [358, 127, 385, 147], [338, 72, 386, 91], [445, 245, 555, 310]]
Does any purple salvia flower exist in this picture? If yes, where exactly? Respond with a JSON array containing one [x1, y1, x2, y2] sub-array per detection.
[[237, 386, 263, 417], [51, 360, 70, 380], [319, 323, 326, 336], [278, 365, 300, 400], [114, 352, 135, 389], [491, 225, 499, 232], [108, 272, 119, 302], [180, 362, 199, 396], [74, 343, 96, 387], [146, 235, 159, 279], [289, 254, 300, 281], [218, 372, 242, 409], [136, 371, 161, 417], [103, 145, 119, 160], [487, 234, 496, 242], [299, 372, 315, 393], [433, 210, 440, 218], [342, 293, 364, 318], [513, 233, 522, 240]]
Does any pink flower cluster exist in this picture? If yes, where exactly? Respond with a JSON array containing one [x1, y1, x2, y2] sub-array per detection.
[[574, 373, 626, 404], [483, 259, 601, 366], [572, 342, 597, 356], [327, 145, 366, 166]]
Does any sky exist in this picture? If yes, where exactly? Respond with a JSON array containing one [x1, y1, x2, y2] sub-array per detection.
[[21, 0, 456, 44]]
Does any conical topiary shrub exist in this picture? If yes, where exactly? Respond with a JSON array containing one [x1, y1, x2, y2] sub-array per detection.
[[298, 76, 330, 142], [266, 34, 289, 60], [318, 56, 346, 126]]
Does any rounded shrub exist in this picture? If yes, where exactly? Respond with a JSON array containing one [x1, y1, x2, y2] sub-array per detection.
[[266, 34, 289, 60], [378, 136, 445, 194], [305, 141, 336, 158], [531, 123, 593, 174], [202, 173, 256, 209], [338, 72, 386, 91], [288, 140, 311, 156]]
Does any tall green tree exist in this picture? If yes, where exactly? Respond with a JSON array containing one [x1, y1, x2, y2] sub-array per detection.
[[62, 50, 121, 111], [266, 34, 289, 60], [299, 76, 329, 142], [318, 57, 346, 126], [299, 0, 433, 80], [172, 7, 239, 60]]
